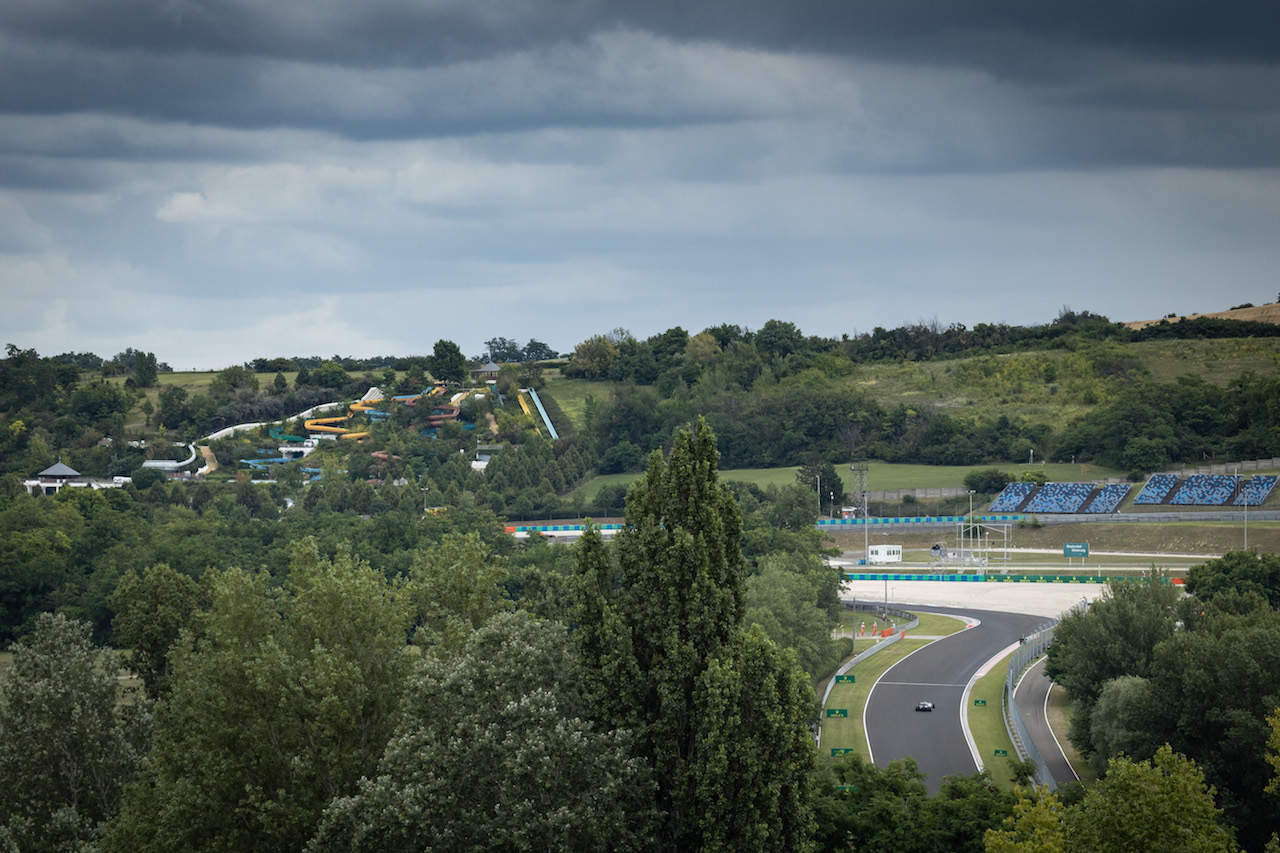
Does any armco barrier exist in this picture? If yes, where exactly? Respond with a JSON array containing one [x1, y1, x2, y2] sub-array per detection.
[[844, 573, 1173, 585]]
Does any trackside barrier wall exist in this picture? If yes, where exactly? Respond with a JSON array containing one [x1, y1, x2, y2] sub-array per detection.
[[818, 511, 1280, 529]]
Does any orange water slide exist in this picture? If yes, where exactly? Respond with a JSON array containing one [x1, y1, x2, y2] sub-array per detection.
[[304, 410, 369, 440]]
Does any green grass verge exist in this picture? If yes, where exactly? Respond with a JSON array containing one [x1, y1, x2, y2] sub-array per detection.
[[572, 459, 1135, 503], [537, 378, 615, 431], [910, 612, 970, 636], [819, 638, 930, 761], [968, 659, 1019, 788]]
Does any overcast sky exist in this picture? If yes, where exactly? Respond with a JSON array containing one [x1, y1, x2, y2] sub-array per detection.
[[3, 1, 1279, 370]]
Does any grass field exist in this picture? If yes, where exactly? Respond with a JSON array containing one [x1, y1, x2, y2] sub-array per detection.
[[570, 459, 1130, 502], [819, 639, 930, 761], [834, 338, 1280, 430], [969, 661, 1019, 787], [537, 378, 614, 431]]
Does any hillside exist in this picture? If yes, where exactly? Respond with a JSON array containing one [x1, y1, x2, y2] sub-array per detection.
[[1124, 301, 1280, 330]]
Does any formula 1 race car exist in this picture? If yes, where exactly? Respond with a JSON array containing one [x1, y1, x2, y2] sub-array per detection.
[[915, 701, 935, 712]]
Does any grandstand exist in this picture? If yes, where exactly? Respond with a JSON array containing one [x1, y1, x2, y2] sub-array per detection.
[[989, 482, 1037, 512], [1082, 483, 1132, 514], [1023, 482, 1097, 514], [1235, 475, 1279, 506], [1134, 473, 1180, 505], [984, 470, 1277, 515], [1169, 474, 1239, 506]]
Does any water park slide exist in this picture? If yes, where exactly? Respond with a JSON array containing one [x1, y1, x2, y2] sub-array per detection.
[[304, 411, 368, 440], [526, 387, 559, 441], [516, 391, 540, 436], [304, 385, 451, 440]]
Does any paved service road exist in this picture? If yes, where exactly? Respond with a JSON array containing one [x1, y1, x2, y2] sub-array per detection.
[[864, 605, 1045, 794], [1013, 656, 1079, 786]]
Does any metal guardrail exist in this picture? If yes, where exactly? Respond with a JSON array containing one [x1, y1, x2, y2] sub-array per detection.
[[1002, 597, 1089, 790]]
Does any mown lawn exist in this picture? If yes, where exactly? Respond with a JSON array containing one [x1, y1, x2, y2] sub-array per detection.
[[571, 459, 1128, 502], [537, 378, 614, 431], [819, 639, 930, 762], [969, 661, 1019, 788]]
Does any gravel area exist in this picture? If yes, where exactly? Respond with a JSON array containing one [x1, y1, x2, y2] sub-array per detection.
[[840, 579, 1107, 620]]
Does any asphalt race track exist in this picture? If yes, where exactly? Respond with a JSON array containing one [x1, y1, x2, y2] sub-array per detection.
[[1014, 657, 1080, 786], [863, 605, 1045, 794]]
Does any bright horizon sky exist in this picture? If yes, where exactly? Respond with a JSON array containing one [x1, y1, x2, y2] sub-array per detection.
[[3, 2, 1278, 370]]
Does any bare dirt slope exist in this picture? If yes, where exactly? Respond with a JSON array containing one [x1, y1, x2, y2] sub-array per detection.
[[1124, 302, 1280, 330]]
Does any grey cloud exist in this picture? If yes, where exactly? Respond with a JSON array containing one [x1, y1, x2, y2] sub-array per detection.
[[2, 1, 1278, 175]]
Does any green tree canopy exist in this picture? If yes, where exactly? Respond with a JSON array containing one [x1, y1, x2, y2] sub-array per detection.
[[109, 562, 206, 699], [0, 613, 150, 853], [429, 339, 466, 383], [1186, 551, 1280, 610], [1044, 580, 1180, 755], [1063, 747, 1236, 853], [106, 543, 413, 853], [311, 611, 649, 852], [575, 417, 816, 851]]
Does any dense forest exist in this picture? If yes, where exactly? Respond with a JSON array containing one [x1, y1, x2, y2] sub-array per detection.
[[3, 311, 1280, 850], [5, 420, 1276, 850]]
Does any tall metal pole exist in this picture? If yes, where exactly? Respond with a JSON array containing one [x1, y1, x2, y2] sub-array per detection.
[[864, 504, 869, 566], [968, 490, 975, 565], [1240, 468, 1248, 550]]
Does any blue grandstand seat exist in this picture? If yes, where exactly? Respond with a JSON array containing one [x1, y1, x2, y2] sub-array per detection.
[[1134, 474, 1179, 504], [989, 482, 1036, 512], [1023, 482, 1095, 514], [1169, 474, 1238, 506], [1083, 483, 1131, 514], [1235, 475, 1278, 506]]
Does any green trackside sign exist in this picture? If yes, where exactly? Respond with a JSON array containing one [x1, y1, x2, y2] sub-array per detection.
[[1064, 542, 1089, 558], [836, 675, 856, 683], [826, 709, 849, 718], [831, 748, 855, 756]]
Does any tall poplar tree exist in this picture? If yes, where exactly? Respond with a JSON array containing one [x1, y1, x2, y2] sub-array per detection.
[[576, 417, 816, 852]]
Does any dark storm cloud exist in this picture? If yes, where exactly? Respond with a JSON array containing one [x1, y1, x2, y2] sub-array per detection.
[[8, 0, 1279, 65], [3, 0, 1280, 370], [1, 0, 1277, 179]]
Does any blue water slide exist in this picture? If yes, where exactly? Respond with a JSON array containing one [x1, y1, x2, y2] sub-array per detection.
[[526, 388, 559, 440]]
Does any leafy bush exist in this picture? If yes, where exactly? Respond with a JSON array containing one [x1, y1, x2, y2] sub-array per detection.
[[964, 467, 1013, 494]]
